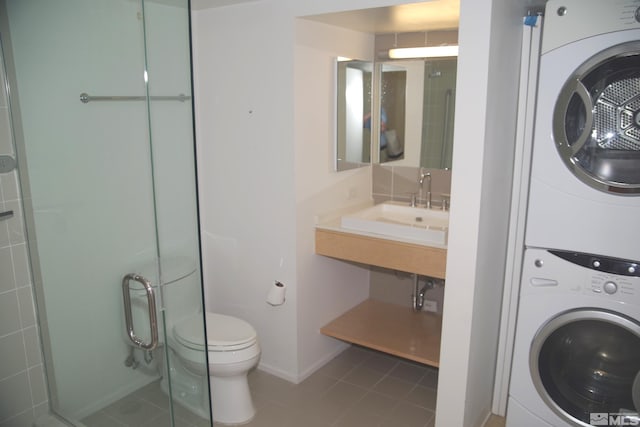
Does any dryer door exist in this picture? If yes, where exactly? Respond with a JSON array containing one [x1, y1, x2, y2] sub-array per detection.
[[554, 41, 640, 194], [530, 309, 640, 426]]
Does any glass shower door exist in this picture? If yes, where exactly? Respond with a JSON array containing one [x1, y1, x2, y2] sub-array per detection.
[[2, 0, 209, 425]]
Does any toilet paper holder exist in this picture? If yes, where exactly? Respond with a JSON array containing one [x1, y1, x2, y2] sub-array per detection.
[[267, 281, 286, 306]]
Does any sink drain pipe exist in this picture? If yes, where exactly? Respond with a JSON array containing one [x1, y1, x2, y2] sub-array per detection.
[[412, 274, 436, 311]]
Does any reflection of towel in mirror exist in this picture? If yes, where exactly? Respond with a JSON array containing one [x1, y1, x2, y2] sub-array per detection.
[[380, 108, 388, 149], [385, 129, 403, 158], [380, 131, 388, 149], [364, 108, 388, 149]]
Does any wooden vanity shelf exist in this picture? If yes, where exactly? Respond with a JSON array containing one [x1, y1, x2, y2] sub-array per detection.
[[315, 226, 445, 366], [315, 228, 446, 278], [321, 299, 442, 367]]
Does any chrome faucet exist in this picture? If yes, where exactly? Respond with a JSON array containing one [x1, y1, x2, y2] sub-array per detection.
[[418, 169, 432, 209]]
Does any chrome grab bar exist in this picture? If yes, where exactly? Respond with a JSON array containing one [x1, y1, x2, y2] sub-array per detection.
[[122, 273, 158, 350], [440, 89, 453, 169]]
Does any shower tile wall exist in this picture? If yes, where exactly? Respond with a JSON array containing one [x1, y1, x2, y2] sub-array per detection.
[[0, 57, 49, 427]]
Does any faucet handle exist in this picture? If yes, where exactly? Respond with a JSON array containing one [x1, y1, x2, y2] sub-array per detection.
[[441, 193, 450, 211], [409, 193, 418, 207]]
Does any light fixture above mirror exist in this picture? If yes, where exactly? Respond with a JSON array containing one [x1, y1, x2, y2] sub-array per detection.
[[388, 45, 458, 59], [377, 30, 458, 60]]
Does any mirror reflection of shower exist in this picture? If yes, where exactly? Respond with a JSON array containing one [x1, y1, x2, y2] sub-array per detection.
[[421, 58, 457, 170]]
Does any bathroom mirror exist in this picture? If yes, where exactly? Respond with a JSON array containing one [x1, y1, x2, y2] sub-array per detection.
[[376, 57, 457, 169], [335, 59, 373, 172], [377, 62, 408, 164]]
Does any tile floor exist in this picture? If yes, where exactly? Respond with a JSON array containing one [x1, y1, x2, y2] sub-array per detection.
[[80, 380, 210, 427], [245, 345, 439, 427], [80, 345, 439, 427]]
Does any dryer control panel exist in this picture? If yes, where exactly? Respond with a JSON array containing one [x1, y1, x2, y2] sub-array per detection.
[[543, 0, 640, 53]]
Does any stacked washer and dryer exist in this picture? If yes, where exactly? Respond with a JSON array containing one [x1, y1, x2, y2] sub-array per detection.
[[507, 1, 640, 426]]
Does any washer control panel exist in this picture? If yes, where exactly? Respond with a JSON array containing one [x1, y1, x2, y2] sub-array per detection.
[[590, 273, 637, 297], [525, 249, 640, 307], [537, 250, 640, 302], [550, 249, 639, 277]]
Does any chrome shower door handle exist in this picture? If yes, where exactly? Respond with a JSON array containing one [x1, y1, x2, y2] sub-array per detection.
[[122, 273, 159, 350]]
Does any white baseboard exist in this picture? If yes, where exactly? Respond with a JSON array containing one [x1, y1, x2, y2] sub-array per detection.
[[256, 362, 299, 383], [296, 342, 349, 383], [257, 342, 349, 384]]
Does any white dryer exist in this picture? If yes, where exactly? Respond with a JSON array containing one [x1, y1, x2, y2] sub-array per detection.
[[507, 248, 640, 427], [526, 0, 640, 261]]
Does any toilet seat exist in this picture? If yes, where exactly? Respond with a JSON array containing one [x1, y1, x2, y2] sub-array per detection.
[[174, 313, 257, 352]]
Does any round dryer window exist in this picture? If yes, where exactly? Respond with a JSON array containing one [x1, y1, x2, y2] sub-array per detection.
[[554, 42, 640, 194]]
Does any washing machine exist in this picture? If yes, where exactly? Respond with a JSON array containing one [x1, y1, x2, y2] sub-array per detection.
[[525, 0, 640, 261], [507, 248, 640, 426]]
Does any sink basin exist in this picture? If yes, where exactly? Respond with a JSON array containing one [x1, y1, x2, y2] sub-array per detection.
[[340, 202, 449, 245]]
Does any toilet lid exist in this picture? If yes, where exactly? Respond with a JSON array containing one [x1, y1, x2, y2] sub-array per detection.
[[173, 313, 257, 351]]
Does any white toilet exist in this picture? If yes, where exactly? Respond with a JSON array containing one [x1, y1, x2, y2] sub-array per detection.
[[170, 312, 261, 425], [128, 256, 260, 425]]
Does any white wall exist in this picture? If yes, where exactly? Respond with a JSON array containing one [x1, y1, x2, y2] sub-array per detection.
[[294, 19, 374, 379], [193, 2, 300, 380], [436, 0, 529, 426], [193, 0, 377, 382]]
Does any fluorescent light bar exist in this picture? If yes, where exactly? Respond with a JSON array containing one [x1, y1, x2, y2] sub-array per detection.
[[388, 45, 459, 59]]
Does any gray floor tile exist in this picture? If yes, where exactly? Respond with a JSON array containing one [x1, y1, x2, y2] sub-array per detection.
[[372, 375, 416, 399], [81, 410, 127, 427], [350, 390, 399, 417], [103, 397, 169, 426], [334, 408, 384, 427], [78, 346, 440, 427], [379, 401, 435, 427], [312, 355, 358, 380], [388, 361, 429, 384], [419, 368, 439, 390], [360, 352, 399, 374], [403, 385, 438, 410], [342, 365, 387, 389]]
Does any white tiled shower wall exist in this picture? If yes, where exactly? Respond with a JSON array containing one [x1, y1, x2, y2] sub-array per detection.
[[0, 52, 49, 426]]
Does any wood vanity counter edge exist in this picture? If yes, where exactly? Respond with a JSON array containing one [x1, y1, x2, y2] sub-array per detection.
[[315, 227, 447, 279]]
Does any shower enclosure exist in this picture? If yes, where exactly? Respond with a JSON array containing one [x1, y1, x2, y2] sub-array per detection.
[[0, 1, 210, 426]]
